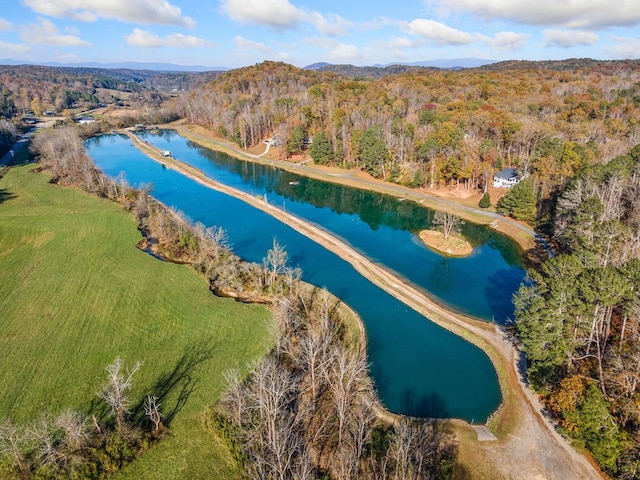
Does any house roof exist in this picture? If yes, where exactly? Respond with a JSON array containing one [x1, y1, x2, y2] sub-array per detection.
[[494, 168, 517, 179]]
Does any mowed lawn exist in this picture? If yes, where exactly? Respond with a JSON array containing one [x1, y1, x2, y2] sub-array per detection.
[[0, 162, 271, 479]]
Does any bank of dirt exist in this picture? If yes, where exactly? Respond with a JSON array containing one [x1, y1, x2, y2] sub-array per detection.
[[122, 126, 603, 480]]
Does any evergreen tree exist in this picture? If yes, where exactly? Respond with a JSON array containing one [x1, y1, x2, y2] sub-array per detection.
[[496, 177, 536, 223], [359, 126, 390, 179], [309, 131, 333, 165], [287, 125, 307, 156], [479, 191, 491, 208]]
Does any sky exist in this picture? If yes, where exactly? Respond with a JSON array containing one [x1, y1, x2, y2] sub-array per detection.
[[1, 0, 640, 69]]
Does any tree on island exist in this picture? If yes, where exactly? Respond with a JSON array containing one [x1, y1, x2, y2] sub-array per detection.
[[431, 211, 462, 239]]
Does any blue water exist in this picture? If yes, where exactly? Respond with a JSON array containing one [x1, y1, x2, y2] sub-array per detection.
[[134, 129, 524, 323], [86, 133, 503, 422]]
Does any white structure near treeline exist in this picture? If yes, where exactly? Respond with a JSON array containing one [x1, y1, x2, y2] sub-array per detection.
[[76, 115, 95, 125], [493, 168, 521, 188]]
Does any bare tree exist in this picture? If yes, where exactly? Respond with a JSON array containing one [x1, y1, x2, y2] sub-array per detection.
[[144, 395, 163, 434], [326, 345, 371, 449], [431, 211, 462, 239], [0, 420, 28, 474], [389, 418, 414, 480], [263, 238, 289, 288], [100, 357, 143, 432]]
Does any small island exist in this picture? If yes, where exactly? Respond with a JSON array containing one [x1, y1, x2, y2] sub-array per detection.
[[418, 229, 473, 257]]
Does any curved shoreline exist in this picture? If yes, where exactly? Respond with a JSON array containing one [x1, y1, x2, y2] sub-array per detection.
[[171, 124, 547, 255], [120, 129, 602, 479]]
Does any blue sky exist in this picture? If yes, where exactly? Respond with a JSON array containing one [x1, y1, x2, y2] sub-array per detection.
[[2, 0, 640, 68]]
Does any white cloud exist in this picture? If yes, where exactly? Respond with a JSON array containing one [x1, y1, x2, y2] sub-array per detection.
[[23, 0, 195, 28], [606, 36, 640, 59], [381, 36, 422, 49], [544, 29, 598, 48], [219, 0, 350, 36], [309, 12, 351, 36], [125, 28, 212, 48], [234, 35, 272, 53], [126, 28, 163, 48], [0, 41, 30, 55], [427, 0, 640, 29], [305, 37, 362, 63], [491, 31, 528, 51], [403, 19, 475, 45], [0, 18, 11, 31], [220, 0, 304, 31], [23, 17, 91, 46], [328, 42, 361, 63]]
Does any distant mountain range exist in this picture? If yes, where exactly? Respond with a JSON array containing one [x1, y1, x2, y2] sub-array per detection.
[[305, 58, 495, 71], [377, 58, 496, 69], [0, 59, 227, 72]]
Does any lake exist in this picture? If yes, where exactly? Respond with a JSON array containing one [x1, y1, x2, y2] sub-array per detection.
[[86, 132, 520, 422]]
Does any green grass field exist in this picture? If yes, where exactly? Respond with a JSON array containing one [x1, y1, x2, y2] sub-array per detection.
[[0, 158, 272, 479]]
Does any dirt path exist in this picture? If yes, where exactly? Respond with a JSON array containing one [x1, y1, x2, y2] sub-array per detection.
[[123, 128, 602, 480]]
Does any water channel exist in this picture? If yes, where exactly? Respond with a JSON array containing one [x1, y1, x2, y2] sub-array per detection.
[[86, 132, 525, 422]]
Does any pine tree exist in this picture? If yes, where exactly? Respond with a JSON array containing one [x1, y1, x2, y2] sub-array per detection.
[[479, 191, 491, 208], [496, 177, 536, 223], [309, 131, 333, 165]]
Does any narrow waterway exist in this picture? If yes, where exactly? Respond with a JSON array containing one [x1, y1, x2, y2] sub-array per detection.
[[87, 133, 504, 422], [136, 129, 525, 323]]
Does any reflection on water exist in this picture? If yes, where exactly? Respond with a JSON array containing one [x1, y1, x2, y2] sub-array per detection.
[[135, 128, 525, 323], [86, 133, 504, 422]]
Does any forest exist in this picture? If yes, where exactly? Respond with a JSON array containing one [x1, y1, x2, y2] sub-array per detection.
[[176, 59, 640, 227]]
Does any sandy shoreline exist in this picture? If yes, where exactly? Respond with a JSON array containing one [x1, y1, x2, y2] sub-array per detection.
[[120, 128, 602, 479]]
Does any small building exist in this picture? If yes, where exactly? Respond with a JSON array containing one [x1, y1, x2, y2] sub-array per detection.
[[76, 115, 96, 125], [493, 168, 520, 188]]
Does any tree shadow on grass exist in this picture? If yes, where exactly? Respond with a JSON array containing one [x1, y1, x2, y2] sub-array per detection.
[[0, 188, 16, 204], [131, 339, 218, 427], [88, 339, 218, 428]]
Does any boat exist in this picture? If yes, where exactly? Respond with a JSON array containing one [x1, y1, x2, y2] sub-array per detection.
[[289, 181, 299, 186]]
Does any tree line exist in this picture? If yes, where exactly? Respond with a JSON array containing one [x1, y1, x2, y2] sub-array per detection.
[[514, 144, 640, 477], [0, 357, 166, 478], [175, 60, 640, 220]]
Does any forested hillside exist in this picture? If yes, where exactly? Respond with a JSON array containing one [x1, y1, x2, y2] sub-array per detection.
[[178, 60, 640, 227], [0, 64, 220, 117], [515, 144, 640, 477]]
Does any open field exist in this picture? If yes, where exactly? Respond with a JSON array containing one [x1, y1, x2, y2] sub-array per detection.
[[0, 160, 272, 479]]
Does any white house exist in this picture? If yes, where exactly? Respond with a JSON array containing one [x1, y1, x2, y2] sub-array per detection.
[[493, 168, 521, 188], [76, 115, 96, 125]]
